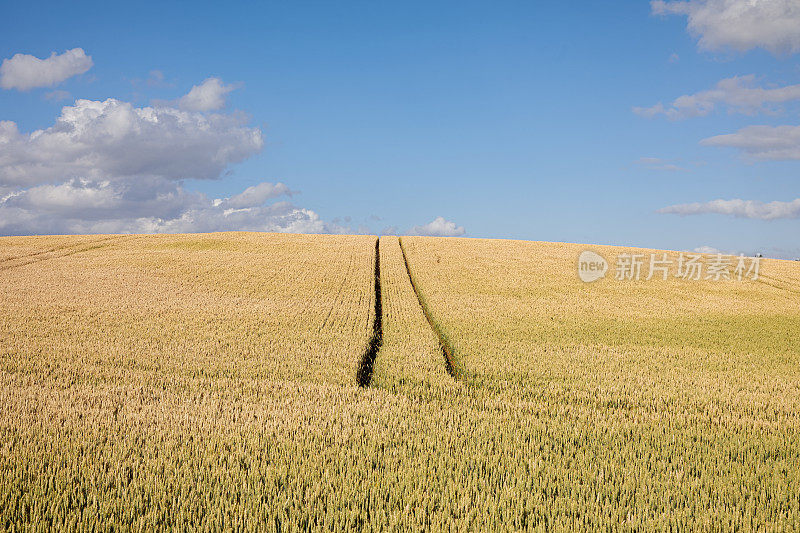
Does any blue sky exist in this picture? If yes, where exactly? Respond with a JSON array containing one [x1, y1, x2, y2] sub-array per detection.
[[1, 0, 799, 257]]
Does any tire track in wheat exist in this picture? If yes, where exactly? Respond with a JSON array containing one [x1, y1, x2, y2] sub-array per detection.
[[398, 237, 463, 381], [356, 238, 382, 386], [0, 236, 128, 272], [0, 235, 122, 263]]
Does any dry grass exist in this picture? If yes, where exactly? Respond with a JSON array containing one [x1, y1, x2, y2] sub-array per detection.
[[1, 232, 799, 530]]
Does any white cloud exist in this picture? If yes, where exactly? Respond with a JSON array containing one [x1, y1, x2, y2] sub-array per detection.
[[139, 199, 332, 235], [633, 103, 667, 119], [0, 98, 263, 188], [0, 48, 93, 91], [0, 87, 350, 236], [658, 198, 800, 219], [0, 177, 340, 236], [3, 177, 198, 221], [700, 125, 800, 160], [407, 216, 465, 237], [215, 182, 293, 209], [693, 245, 722, 253], [634, 75, 800, 119], [635, 157, 688, 172], [652, 0, 800, 54], [178, 77, 236, 111]]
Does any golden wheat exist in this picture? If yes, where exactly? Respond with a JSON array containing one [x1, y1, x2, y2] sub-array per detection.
[[1, 232, 799, 530], [394, 236, 800, 529]]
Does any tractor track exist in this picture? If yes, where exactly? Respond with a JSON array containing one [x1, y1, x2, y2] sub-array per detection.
[[356, 238, 382, 387], [0, 235, 127, 272], [398, 237, 461, 381], [756, 276, 800, 297], [0, 235, 118, 264]]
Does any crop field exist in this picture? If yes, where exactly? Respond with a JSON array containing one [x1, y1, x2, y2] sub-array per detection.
[[1, 232, 799, 530], [398, 237, 800, 528]]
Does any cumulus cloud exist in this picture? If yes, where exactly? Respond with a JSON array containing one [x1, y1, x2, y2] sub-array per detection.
[[634, 75, 800, 119], [407, 216, 465, 237], [214, 182, 293, 209], [0, 89, 347, 236], [0, 177, 334, 236], [658, 198, 800, 219], [700, 125, 800, 160], [178, 77, 237, 111], [652, 0, 800, 54], [0, 98, 263, 188], [0, 48, 93, 91], [1, 177, 197, 222]]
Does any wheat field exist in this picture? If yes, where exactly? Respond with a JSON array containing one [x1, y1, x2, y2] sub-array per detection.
[[1, 232, 799, 530]]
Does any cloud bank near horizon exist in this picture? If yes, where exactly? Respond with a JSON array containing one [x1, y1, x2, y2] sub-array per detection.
[[659, 198, 800, 220]]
